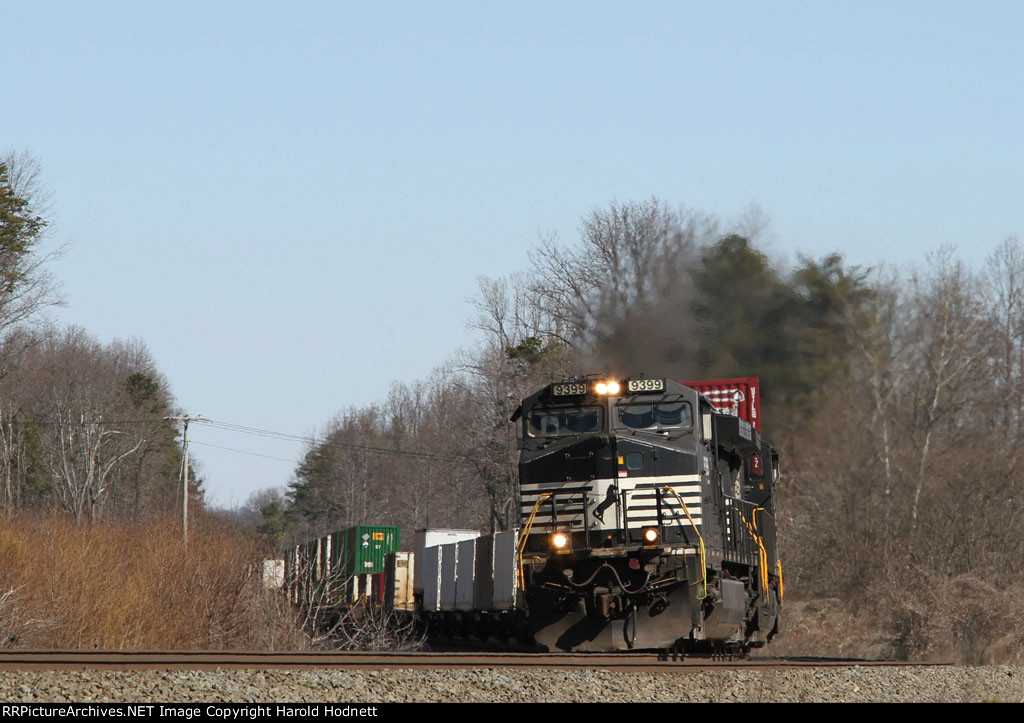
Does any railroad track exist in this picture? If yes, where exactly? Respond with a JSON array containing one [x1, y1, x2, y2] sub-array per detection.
[[0, 650, 947, 671]]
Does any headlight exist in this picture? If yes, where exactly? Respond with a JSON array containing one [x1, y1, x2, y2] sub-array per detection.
[[551, 532, 570, 549], [642, 527, 660, 545], [594, 380, 622, 396]]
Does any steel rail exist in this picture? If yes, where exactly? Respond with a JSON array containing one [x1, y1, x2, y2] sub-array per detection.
[[0, 650, 952, 672]]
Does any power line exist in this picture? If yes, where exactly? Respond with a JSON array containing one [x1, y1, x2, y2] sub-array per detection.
[[0, 417, 176, 426], [189, 440, 301, 465], [2, 413, 503, 468], [193, 418, 496, 467]]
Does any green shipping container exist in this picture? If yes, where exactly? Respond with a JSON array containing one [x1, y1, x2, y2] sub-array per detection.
[[338, 525, 401, 576]]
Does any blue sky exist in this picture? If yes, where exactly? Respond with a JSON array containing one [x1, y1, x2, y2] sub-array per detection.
[[4, 1, 1022, 505]]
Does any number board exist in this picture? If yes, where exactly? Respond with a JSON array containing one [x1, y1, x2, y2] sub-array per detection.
[[626, 378, 665, 393], [551, 382, 588, 396]]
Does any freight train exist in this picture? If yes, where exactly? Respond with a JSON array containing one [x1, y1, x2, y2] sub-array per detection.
[[282, 375, 782, 655]]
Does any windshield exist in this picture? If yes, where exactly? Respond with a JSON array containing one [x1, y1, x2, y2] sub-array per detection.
[[616, 401, 692, 432], [527, 406, 603, 437]]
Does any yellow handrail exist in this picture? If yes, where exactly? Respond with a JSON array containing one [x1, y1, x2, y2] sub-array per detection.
[[735, 509, 769, 595], [657, 486, 707, 600], [516, 492, 553, 590], [752, 506, 783, 605]]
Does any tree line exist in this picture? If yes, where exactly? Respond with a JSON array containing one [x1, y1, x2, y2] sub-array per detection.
[[0, 154, 193, 524], [784, 241, 1024, 661]]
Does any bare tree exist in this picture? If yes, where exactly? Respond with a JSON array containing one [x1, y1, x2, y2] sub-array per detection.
[[528, 197, 714, 372], [46, 399, 144, 524], [460, 273, 574, 530], [901, 250, 990, 529], [0, 151, 65, 344], [983, 236, 1024, 441], [31, 329, 150, 522], [381, 375, 483, 532], [0, 405, 34, 515], [0, 327, 173, 523]]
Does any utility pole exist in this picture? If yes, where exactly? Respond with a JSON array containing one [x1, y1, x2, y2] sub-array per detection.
[[165, 414, 208, 544]]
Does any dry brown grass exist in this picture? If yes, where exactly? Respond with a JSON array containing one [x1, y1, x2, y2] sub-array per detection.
[[764, 583, 1024, 665], [0, 512, 309, 650]]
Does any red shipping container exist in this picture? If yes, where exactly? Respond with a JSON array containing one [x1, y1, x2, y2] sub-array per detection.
[[682, 377, 761, 433], [371, 572, 387, 603]]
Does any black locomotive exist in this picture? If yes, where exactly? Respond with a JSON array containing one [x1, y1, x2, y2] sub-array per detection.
[[511, 374, 782, 653]]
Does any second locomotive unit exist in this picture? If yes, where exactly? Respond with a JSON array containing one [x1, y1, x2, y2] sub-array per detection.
[[511, 374, 782, 653]]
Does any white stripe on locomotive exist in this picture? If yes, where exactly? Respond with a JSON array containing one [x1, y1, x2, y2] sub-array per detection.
[[520, 474, 704, 531]]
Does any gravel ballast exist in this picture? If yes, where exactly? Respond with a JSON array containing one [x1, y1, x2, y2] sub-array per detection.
[[1, 666, 1022, 703]]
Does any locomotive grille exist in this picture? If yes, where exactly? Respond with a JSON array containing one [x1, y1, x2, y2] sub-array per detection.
[[622, 479, 703, 529], [519, 475, 703, 533], [518, 484, 593, 529]]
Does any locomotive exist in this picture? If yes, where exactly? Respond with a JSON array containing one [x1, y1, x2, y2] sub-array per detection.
[[510, 374, 782, 653]]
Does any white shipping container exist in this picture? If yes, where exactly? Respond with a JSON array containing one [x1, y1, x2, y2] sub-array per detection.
[[414, 528, 479, 592], [262, 559, 285, 589], [421, 545, 442, 612], [473, 534, 494, 611], [439, 543, 458, 611], [492, 529, 519, 610], [455, 538, 477, 611]]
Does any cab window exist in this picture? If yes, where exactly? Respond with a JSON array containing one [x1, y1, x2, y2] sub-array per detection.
[[616, 401, 692, 432], [527, 406, 603, 437]]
